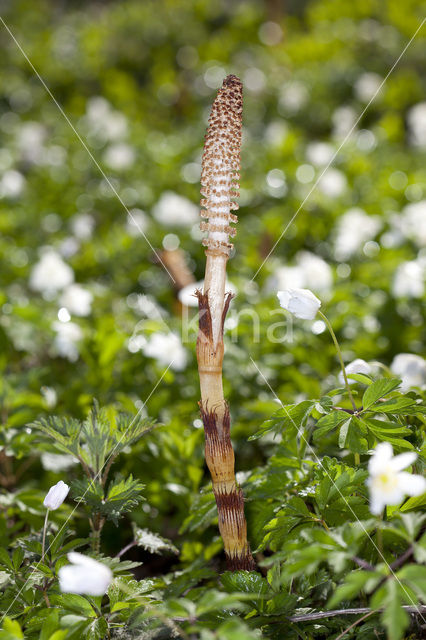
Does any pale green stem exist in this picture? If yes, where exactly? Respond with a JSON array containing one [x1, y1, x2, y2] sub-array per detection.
[[318, 311, 357, 412], [377, 521, 383, 556], [41, 510, 49, 562]]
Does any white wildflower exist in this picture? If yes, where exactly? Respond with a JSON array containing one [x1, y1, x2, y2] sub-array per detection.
[[17, 122, 46, 164], [60, 284, 93, 317], [52, 321, 82, 361], [41, 453, 77, 472], [0, 170, 25, 198], [305, 141, 335, 167], [392, 260, 424, 299], [317, 168, 347, 198], [126, 208, 149, 236], [30, 250, 74, 293], [266, 253, 332, 296], [400, 201, 426, 248], [367, 442, 426, 515], [142, 332, 187, 371], [58, 552, 112, 596], [279, 81, 309, 113], [390, 353, 426, 391], [334, 208, 382, 260], [152, 191, 198, 226], [103, 143, 135, 170], [407, 102, 426, 148], [266, 266, 305, 294], [277, 288, 321, 320], [43, 480, 70, 510], [332, 105, 357, 138], [85, 96, 128, 141], [71, 213, 95, 240], [296, 251, 333, 292], [354, 72, 383, 102]]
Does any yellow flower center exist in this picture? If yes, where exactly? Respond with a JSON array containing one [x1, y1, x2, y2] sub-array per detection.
[[375, 470, 398, 494]]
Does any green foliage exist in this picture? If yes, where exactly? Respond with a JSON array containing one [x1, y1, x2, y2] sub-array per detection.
[[0, 0, 425, 638]]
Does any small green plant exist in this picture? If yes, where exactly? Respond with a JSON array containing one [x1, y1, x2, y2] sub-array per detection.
[[32, 402, 155, 552]]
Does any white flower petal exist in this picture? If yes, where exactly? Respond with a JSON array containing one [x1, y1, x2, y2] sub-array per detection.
[[369, 489, 386, 515], [277, 290, 291, 309], [368, 442, 393, 475], [277, 288, 321, 320], [397, 472, 426, 497], [59, 553, 112, 596], [390, 452, 417, 472], [43, 480, 70, 510]]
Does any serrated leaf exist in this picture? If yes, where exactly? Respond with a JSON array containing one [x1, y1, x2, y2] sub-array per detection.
[[221, 570, 269, 597], [381, 580, 410, 640], [133, 525, 178, 555], [362, 378, 402, 409]]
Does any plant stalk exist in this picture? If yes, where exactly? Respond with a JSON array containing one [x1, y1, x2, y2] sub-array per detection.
[[318, 311, 357, 411], [41, 509, 49, 562], [196, 75, 254, 571]]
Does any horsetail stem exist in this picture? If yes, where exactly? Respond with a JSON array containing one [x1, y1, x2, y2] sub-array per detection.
[[196, 75, 255, 571]]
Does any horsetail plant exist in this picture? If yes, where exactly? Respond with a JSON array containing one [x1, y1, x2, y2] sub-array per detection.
[[196, 75, 255, 570]]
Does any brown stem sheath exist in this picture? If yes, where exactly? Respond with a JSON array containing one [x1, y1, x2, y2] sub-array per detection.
[[196, 291, 255, 570]]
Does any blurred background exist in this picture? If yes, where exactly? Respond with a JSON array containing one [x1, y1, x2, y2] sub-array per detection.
[[0, 0, 425, 561]]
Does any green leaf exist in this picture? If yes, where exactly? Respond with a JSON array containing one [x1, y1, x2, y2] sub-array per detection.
[[362, 378, 402, 409], [50, 594, 96, 617], [195, 589, 257, 615], [397, 564, 426, 600], [414, 533, 426, 563], [133, 525, 178, 555], [0, 618, 23, 639], [328, 570, 379, 608], [313, 410, 350, 441], [11, 548, 24, 571], [381, 580, 410, 640], [338, 418, 351, 448], [249, 401, 315, 440], [220, 570, 269, 597], [399, 513, 426, 540], [361, 417, 411, 436], [347, 373, 374, 385], [0, 549, 13, 571], [214, 618, 261, 640], [103, 475, 145, 524], [368, 396, 420, 414], [40, 610, 59, 640]]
